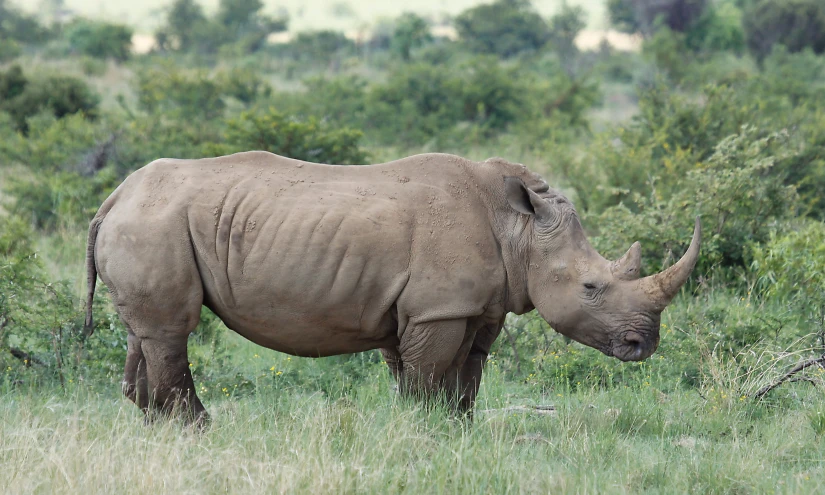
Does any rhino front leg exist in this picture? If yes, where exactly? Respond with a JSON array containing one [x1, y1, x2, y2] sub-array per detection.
[[451, 320, 504, 415], [398, 318, 467, 401]]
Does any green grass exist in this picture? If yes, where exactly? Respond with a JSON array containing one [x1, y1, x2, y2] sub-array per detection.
[[3, 331, 825, 494]]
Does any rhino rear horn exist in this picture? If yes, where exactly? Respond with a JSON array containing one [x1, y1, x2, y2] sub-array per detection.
[[640, 218, 701, 310], [612, 241, 641, 280]]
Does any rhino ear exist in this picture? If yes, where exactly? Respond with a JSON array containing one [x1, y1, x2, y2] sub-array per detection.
[[504, 177, 554, 222]]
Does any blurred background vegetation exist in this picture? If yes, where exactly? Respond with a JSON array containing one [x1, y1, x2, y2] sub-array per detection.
[[0, 0, 824, 409]]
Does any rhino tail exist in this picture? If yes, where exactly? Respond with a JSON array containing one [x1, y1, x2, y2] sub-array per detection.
[[84, 190, 120, 337]]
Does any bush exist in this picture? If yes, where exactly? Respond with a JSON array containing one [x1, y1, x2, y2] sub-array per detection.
[[685, 2, 746, 53], [454, 0, 550, 58], [286, 75, 368, 128], [209, 107, 367, 164], [751, 220, 825, 333], [155, 0, 287, 54], [135, 67, 227, 119], [608, 0, 709, 35], [0, 0, 52, 44], [0, 65, 100, 133], [65, 19, 133, 61], [743, 0, 825, 61], [281, 30, 355, 66], [547, 3, 586, 60], [0, 215, 129, 384], [0, 38, 21, 62], [366, 63, 463, 145], [391, 13, 432, 61], [590, 127, 798, 277]]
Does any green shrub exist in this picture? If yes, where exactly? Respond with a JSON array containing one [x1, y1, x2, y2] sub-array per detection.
[[209, 107, 367, 164], [0, 0, 52, 44], [282, 30, 355, 65], [547, 3, 586, 60], [65, 19, 133, 62], [454, 0, 550, 58], [590, 127, 798, 277], [0, 215, 129, 383], [155, 0, 286, 54], [743, 0, 825, 61], [5, 168, 120, 230], [0, 65, 100, 133], [135, 67, 226, 119], [750, 220, 825, 332], [155, 0, 209, 52], [366, 63, 463, 145], [391, 13, 432, 61], [608, 0, 709, 35], [215, 68, 272, 105], [286, 75, 368, 128], [0, 38, 21, 62], [685, 2, 746, 53]]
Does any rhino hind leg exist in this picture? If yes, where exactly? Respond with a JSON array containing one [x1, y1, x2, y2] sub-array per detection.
[[102, 270, 207, 426], [140, 337, 208, 427], [123, 329, 149, 413]]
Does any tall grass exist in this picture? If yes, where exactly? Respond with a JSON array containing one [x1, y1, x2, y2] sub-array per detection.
[[3, 333, 825, 494]]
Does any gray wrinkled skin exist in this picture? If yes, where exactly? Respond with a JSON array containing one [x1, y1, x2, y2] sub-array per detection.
[[84, 152, 700, 423]]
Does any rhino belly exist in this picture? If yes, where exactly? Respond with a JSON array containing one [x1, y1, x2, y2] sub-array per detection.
[[188, 186, 412, 357]]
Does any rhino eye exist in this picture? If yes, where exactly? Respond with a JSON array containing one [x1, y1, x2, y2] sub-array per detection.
[[583, 283, 597, 291]]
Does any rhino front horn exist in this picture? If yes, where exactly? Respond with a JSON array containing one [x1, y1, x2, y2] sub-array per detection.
[[640, 218, 702, 310]]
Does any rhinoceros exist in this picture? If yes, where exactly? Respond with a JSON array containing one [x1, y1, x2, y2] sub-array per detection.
[[84, 152, 700, 423]]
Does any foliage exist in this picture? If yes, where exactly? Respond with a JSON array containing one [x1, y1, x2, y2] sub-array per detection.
[[65, 19, 134, 62], [742, 0, 825, 61], [454, 0, 550, 58], [685, 1, 746, 54], [0, 65, 100, 133], [391, 13, 432, 61], [591, 128, 798, 277], [155, 0, 214, 53], [155, 0, 287, 54], [366, 63, 463, 145], [135, 68, 227, 120], [607, 0, 639, 33], [0, 216, 126, 383], [209, 107, 367, 164], [0, 0, 52, 44], [0, 37, 21, 62], [280, 30, 355, 65], [607, 0, 709, 35], [285, 75, 368, 128], [547, 3, 587, 60], [751, 220, 825, 331]]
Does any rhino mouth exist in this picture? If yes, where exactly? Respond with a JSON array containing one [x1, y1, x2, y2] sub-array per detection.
[[610, 331, 656, 362]]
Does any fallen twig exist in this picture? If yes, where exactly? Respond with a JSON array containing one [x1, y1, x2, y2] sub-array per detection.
[[754, 355, 825, 399], [481, 405, 556, 416]]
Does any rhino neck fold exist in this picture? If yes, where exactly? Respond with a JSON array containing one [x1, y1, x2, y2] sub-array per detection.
[[496, 216, 534, 315]]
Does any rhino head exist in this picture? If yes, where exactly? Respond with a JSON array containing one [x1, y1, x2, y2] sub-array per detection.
[[504, 177, 701, 362]]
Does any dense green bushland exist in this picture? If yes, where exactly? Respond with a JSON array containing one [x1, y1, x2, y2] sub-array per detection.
[[1, 0, 825, 489]]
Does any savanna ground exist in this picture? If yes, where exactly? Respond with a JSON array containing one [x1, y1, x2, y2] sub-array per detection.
[[2, 0, 825, 493]]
